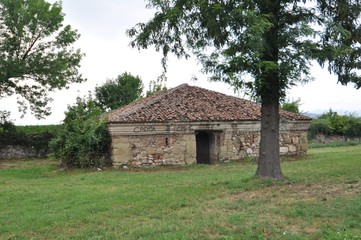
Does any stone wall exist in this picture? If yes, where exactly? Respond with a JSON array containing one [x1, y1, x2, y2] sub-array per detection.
[[220, 131, 260, 162], [312, 134, 360, 144], [111, 133, 196, 168], [280, 131, 309, 155], [109, 120, 310, 168], [0, 145, 49, 160], [219, 130, 308, 162]]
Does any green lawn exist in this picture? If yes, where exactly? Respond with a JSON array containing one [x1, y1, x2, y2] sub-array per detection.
[[0, 145, 360, 240]]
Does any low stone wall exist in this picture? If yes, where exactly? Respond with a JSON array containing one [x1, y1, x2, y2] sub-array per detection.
[[312, 134, 360, 144], [0, 145, 49, 160]]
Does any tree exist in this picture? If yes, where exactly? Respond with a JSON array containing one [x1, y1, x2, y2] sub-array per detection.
[[146, 74, 167, 96], [0, 110, 15, 134], [0, 0, 85, 118], [281, 98, 301, 114], [128, 0, 361, 179], [345, 116, 361, 139], [52, 72, 143, 168], [50, 95, 111, 168], [95, 72, 143, 111], [320, 109, 349, 135]]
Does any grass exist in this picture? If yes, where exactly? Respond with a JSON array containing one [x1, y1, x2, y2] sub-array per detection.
[[0, 145, 360, 239], [309, 140, 361, 149]]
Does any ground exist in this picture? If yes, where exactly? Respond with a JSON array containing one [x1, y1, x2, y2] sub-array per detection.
[[0, 145, 360, 239]]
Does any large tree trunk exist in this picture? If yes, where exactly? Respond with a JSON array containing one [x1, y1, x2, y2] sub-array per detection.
[[256, 0, 283, 179], [256, 98, 283, 179]]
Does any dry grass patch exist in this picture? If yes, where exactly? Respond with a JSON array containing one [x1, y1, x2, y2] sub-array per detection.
[[0, 158, 54, 169], [238, 181, 361, 203], [206, 179, 361, 238]]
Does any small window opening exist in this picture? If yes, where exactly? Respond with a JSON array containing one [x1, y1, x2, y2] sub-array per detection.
[[165, 137, 169, 147]]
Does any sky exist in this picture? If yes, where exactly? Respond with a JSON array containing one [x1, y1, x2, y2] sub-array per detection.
[[2, 0, 361, 125]]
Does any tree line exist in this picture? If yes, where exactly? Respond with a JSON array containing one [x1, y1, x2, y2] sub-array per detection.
[[281, 100, 361, 140], [309, 110, 361, 139]]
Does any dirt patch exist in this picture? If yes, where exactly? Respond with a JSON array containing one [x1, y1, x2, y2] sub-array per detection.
[[237, 181, 360, 203], [208, 181, 360, 236], [211, 180, 361, 205], [0, 159, 55, 170], [0, 163, 18, 169]]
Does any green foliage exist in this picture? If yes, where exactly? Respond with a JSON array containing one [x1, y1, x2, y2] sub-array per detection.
[[50, 96, 111, 168], [309, 118, 333, 138], [94, 72, 143, 111], [281, 98, 301, 114], [128, 1, 361, 100], [0, 110, 15, 134], [52, 72, 144, 167], [345, 117, 361, 138], [0, 0, 85, 118], [16, 125, 59, 136], [309, 110, 361, 139], [0, 119, 57, 154], [146, 74, 167, 97], [320, 110, 350, 135]]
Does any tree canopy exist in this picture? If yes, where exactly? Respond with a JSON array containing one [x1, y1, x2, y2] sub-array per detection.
[[94, 72, 143, 111], [128, 0, 361, 179], [0, 0, 85, 118]]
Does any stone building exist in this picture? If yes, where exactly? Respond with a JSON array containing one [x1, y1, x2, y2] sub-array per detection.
[[107, 84, 311, 168]]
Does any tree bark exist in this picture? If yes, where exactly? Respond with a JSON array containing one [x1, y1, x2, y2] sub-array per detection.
[[256, 99, 283, 179]]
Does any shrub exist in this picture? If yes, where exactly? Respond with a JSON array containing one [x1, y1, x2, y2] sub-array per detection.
[[50, 97, 111, 168], [345, 117, 361, 138], [308, 118, 333, 139], [309, 110, 361, 140], [0, 111, 57, 153]]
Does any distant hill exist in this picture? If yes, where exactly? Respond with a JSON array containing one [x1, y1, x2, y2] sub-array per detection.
[[303, 112, 321, 119], [303, 110, 361, 119]]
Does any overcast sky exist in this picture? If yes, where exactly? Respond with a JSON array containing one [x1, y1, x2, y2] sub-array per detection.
[[2, 0, 361, 125]]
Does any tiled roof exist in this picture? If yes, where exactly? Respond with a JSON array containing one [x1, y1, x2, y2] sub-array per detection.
[[108, 84, 311, 123]]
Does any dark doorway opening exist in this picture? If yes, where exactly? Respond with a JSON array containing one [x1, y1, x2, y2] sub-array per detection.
[[196, 131, 210, 164]]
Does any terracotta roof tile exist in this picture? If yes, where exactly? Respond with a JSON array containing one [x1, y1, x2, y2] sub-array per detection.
[[108, 84, 311, 123]]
